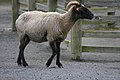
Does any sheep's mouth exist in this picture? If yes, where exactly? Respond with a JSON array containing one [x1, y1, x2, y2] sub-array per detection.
[[88, 14, 94, 20], [82, 13, 94, 20]]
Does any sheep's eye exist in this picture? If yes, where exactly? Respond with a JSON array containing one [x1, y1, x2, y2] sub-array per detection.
[[77, 4, 81, 7]]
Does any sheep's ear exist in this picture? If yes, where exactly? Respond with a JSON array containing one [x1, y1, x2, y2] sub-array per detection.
[[76, 7, 81, 11]]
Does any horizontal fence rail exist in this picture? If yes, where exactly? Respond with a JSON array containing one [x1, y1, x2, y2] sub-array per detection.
[[36, 3, 66, 13], [85, 16, 120, 22], [82, 30, 120, 38], [82, 46, 120, 53], [84, 1, 120, 7], [18, 0, 29, 5]]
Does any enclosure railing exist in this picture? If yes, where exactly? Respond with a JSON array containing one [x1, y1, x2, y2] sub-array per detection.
[[12, 0, 120, 60]]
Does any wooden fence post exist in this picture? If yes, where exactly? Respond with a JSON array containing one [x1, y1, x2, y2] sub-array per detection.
[[71, 20, 82, 60], [29, 0, 35, 11], [48, 0, 57, 12], [71, 0, 82, 60], [12, 0, 19, 31]]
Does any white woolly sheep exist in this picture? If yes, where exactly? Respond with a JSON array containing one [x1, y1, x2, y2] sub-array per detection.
[[16, 1, 94, 68]]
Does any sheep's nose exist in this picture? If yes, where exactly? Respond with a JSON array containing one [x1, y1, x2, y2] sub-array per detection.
[[89, 13, 94, 20]]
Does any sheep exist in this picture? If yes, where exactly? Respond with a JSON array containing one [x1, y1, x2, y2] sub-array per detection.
[[16, 1, 94, 68]]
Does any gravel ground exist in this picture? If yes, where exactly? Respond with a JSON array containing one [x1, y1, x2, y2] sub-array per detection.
[[0, 2, 120, 80]]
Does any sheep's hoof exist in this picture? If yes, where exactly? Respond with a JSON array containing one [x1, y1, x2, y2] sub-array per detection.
[[46, 62, 51, 67], [23, 62, 28, 67], [17, 61, 22, 66], [46, 59, 52, 67], [18, 63, 22, 66], [56, 62, 63, 68]]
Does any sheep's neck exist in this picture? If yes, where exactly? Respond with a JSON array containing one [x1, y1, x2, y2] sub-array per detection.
[[61, 12, 76, 35]]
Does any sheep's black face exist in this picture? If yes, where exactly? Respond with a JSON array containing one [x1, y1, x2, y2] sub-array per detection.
[[73, 5, 94, 20], [79, 6, 94, 19]]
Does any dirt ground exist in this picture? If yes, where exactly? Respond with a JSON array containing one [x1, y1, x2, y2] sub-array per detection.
[[0, 2, 120, 80]]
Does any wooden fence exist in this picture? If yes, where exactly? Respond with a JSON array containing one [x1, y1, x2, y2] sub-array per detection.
[[12, 0, 120, 60], [72, 0, 120, 60]]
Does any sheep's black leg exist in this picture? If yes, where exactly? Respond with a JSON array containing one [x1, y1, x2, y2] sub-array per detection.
[[17, 34, 30, 67], [46, 41, 56, 67], [56, 42, 63, 68], [17, 51, 22, 66]]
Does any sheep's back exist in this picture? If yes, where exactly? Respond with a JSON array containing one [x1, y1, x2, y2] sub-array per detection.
[[16, 11, 63, 42]]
